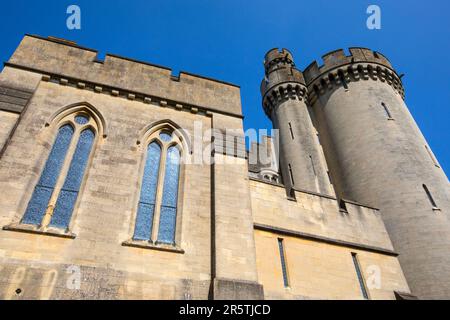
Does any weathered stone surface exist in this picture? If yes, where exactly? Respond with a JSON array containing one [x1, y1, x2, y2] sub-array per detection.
[[213, 278, 264, 300], [0, 36, 439, 300]]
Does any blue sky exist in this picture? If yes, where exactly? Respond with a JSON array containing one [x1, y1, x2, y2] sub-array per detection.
[[1, 0, 449, 174]]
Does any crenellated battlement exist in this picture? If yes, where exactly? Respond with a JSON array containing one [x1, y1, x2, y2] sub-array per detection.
[[264, 48, 295, 75], [260, 48, 307, 118], [6, 35, 243, 116], [303, 48, 404, 102], [304, 47, 394, 82]]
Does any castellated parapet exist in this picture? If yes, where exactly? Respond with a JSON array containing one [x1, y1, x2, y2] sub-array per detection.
[[304, 48, 404, 103], [260, 48, 307, 119], [6, 34, 243, 117]]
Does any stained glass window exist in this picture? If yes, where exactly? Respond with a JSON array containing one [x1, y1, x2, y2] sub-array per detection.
[[159, 132, 172, 142], [50, 129, 95, 229], [133, 142, 161, 241], [75, 114, 90, 125], [22, 124, 74, 225], [133, 129, 182, 246], [157, 146, 181, 244]]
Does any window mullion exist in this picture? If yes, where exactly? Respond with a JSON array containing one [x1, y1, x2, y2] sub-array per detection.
[[41, 125, 81, 228], [151, 141, 167, 243]]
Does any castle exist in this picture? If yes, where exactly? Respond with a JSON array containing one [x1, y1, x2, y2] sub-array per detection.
[[0, 35, 449, 300]]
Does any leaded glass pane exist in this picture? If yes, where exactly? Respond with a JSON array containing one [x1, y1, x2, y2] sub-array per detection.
[[75, 114, 90, 125], [158, 206, 177, 244], [49, 190, 78, 229], [133, 142, 161, 241], [21, 186, 53, 225], [159, 132, 172, 142], [50, 129, 95, 229], [157, 146, 180, 244], [22, 125, 74, 225], [133, 203, 155, 241]]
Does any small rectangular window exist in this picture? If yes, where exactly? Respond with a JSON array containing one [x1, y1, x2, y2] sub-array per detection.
[[351, 253, 369, 299], [278, 238, 290, 288]]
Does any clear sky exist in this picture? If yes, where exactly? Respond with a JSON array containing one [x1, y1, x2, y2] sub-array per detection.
[[1, 0, 449, 174]]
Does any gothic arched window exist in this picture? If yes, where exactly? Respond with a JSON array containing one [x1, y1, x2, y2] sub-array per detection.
[[133, 128, 182, 246], [22, 112, 97, 231]]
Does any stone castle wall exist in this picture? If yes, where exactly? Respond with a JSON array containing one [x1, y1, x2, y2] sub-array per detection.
[[0, 35, 430, 300]]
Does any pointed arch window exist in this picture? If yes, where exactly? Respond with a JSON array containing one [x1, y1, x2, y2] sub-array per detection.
[[21, 112, 97, 232], [132, 128, 183, 247]]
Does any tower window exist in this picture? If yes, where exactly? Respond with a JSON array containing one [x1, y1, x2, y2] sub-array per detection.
[[423, 184, 439, 209], [309, 155, 317, 176], [278, 238, 290, 288], [425, 145, 440, 168], [381, 102, 394, 120], [133, 127, 182, 246], [288, 164, 295, 186], [288, 122, 294, 140], [22, 112, 97, 231], [351, 253, 369, 300]]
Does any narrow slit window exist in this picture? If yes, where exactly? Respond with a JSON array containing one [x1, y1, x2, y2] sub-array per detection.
[[425, 145, 440, 168], [381, 102, 393, 119], [309, 155, 317, 176], [278, 238, 290, 288], [288, 122, 294, 140], [288, 164, 295, 186], [423, 184, 438, 209], [351, 253, 369, 299]]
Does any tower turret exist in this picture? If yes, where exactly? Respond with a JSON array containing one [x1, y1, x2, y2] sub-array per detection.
[[261, 48, 333, 196], [305, 47, 450, 299]]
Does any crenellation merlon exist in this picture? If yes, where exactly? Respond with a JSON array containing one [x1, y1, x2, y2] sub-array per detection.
[[7, 34, 242, 116]]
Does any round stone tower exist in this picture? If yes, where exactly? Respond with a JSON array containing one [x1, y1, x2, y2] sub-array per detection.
[[304, 48, 450, 299], [261, 48, 332, 196]]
